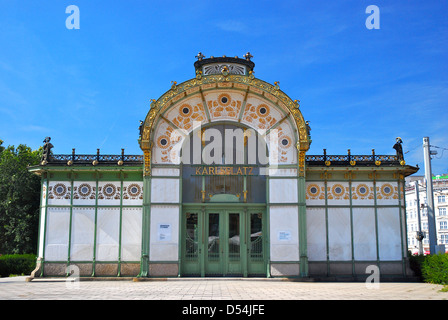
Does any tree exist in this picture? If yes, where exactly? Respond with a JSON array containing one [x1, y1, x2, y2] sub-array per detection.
[[0, 140, 42, 254]]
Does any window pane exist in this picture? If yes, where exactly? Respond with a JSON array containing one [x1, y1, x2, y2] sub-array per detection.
[[208, 214, 220, 261]]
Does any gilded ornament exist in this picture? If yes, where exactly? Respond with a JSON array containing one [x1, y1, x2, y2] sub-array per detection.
[[375, 160, 381, 166], [350, 160, 356, 166], [274, 81, 280, 90], [195, 52, 205, 60], [221, 65, 229, 76], [298, 150, 306, 177], [325, 160, 331, 166]]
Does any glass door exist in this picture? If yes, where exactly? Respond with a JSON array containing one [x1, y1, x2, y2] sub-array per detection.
[[181, 208, 266, 277], [247, 211, 266, 275], [182, 211, 201, 276], [226, 212, 244, 276], [204, 210, 244, 276], [205, 212, 221, 275]]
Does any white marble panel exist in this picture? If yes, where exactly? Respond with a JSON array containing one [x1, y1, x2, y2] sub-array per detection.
[[150, 205, 179, 261], [70, 207, 95, 261], [305, 181, 325, 206], [152, 168, 180, 176], [353, 208, 377, 261], [377, 208, 402, 261], [328, 208, 352, 261], [269, 205, 299, 261], [96, 207, 120, 261], [122, 181, 143, 206], [45, 207, 70, 261], [121, 208, 142, 261], [269, 178, 298, 203], [306, 208, 327, 261], [151, 178, 179, 203], [267, 168, 297, 177], [47, 181, 71, 206], [38, 206, 46, 257]]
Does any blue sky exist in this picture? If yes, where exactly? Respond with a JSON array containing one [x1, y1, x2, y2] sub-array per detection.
[[0, 0, 447, 174]]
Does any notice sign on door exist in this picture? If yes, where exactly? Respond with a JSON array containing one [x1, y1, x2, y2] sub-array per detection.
[[158, 224, 172, 241]]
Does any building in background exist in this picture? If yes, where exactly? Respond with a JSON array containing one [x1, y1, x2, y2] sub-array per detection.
[[405, 175, 448, 254]]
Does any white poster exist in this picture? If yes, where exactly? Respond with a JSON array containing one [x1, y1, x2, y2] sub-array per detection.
[[278, 231, 292, 241], [158, 223, 172, 241]]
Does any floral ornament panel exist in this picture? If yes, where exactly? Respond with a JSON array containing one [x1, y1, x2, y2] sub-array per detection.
[[166, 96, 207, 131], [276, 122, 296, 164], [306, 183, 325, 200], [242, 102, 278, 130], [352, 183, 374, 200], [123, 182, 143, 201], [153, 121, 183, 164], [328, 183, 350, 200], [204, 91, 244, 121], [48, 182, 71, 200], [377, 183, 398, 200], [98, 183, 120, 200], [263, 121, 297, 165], [73, 182, 96, 200]]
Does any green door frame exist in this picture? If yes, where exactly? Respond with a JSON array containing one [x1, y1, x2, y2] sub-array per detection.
[[180, 204, 267, 277]]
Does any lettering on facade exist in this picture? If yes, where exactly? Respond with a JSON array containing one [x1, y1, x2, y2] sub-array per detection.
[[193, 166, 255, 176]]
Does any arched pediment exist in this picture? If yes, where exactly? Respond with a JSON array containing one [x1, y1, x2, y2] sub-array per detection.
[[139, 73, 310, 173]]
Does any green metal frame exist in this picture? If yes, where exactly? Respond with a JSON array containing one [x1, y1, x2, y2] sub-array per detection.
[[37, 168, 143, 278], [180, 204, 267, 277], [305, 168, 408, 277]]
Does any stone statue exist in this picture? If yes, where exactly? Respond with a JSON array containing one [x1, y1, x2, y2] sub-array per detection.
[[41, 137, 54, 162], [305, 121, 311, 138], [393, 137, 404, 161], [139, 120, 144, 137]]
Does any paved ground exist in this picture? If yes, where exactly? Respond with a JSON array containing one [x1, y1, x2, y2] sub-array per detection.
[[0, 276, 446, 301]]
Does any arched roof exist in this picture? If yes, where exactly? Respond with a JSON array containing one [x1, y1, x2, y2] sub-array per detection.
[[140, 73, 310, 154]]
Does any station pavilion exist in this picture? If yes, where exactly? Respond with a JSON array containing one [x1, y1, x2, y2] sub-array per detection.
[[28, 53, 418, 279]]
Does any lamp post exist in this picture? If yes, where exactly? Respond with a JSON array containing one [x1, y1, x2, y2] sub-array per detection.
[[423, 137, 437, 254], [414, 181, 425, 255]]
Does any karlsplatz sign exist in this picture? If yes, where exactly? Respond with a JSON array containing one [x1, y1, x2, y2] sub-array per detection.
[[193, 166, 256, 176]]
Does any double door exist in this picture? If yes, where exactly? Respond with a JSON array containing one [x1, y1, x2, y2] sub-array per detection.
[[182, 208, 266, 277]]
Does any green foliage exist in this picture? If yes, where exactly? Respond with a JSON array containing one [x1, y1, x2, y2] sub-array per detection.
[[421, 253, 448, 285], [408, 252, 426, 281], [0, 140, 42, 254], [0, 254, 36, 277]]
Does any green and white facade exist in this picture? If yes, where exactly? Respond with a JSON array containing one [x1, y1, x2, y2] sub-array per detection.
[[29, 55, 418, 279]]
